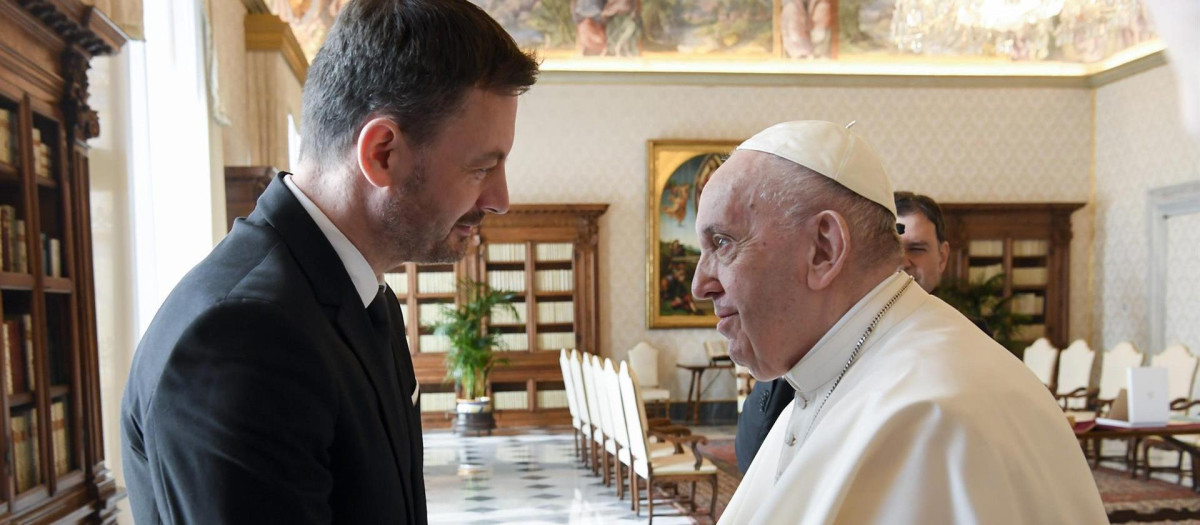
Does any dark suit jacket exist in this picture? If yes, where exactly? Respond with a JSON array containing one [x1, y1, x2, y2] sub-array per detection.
[[735, 378, 795, 473], [121, 174, 426, 524]]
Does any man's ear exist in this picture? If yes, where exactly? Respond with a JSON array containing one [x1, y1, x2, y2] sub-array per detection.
[[356, 117, 415, 189], [806, 210, 851, 291], [937, 240, 950, 274]]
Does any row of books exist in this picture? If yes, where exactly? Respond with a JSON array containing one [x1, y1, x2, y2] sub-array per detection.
[[5, 314, 35, 394], [51, 400, 71, 476], [1014, 323, 1047, 341], [486, 243, 526, 262], [1012, 267, 1048, 286], [968, 239, 1049, 258], [968, 240, 1004, 257], [419, 391, 456, 413], [490, 302, 525, 325], [537, 332, 575, 351], [417, 303, 452, 327], [417, 271, 455, 294], [535, 270, 573, 292], [494, 391, 529, 410], [0, 108, 12, 165], [383, 272, 408, 295], [536, 389, 569, 409], [1012, 240, 1049, 257], [418, 334, 451, 353], [496, 333, 528, 351], [487, 270, 525, 292], [31, 128, 52, 179], [536, 301, 574, 324], [1011, 293, 1046, 315], [534, 243, 573, 262], [1, 205, 28, 273], [12, 409, 40, 493], [41, 233, 62, 277], [968, 263, 1004, 284]]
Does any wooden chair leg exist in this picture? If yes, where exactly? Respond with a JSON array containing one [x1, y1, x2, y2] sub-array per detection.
[[601, 448, 610, 486], [710, 474, 718, 517], [690, 480, 697, 512], [616, 461, 624, 500], [632, 472, 639, 514], [647, 476, 654, 524]]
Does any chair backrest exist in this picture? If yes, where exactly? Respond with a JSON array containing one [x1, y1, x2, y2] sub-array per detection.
[[1099, 341, 1145, 401], [626, 342, 661, 388], [559, 349, 581, 424], [603, 358, 630, 450], [568, 350, 592, 427], [618, 361, 651, 462], [1057, 339, 1096, 409], [1022, 338, 1059, 388], [588, 354, 614, 440], [580, 352, 604, 434], [704, 339, 728, 360], [1152, 344, 1199, 403]]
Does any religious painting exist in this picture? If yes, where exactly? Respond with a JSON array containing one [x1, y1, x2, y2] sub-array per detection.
[[471, 0, 578, 52], [646, 140, 738, 329], [642, 0, 773, 55]]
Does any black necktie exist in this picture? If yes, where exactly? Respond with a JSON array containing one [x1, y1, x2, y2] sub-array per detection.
[[367, 287, 392, 355]]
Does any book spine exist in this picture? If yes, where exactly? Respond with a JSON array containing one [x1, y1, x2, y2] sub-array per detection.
[[14, 219, 26, 274], [49, 238, 60, 278], [0, 205, 12, 272], [22, 314, 34, 391]]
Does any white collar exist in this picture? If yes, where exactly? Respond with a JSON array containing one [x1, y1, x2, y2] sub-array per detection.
[[283, 174, 382, 308], [783, 272, 912, 395]]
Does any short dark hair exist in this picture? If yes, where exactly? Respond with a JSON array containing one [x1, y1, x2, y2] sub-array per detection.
[[894, 191, 946, 243], [300, 0, 539, 171]]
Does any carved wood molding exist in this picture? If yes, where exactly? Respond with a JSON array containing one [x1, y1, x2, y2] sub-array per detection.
[[245, 13, 308, 85]]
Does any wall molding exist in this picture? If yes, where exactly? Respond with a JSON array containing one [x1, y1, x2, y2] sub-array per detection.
[[1147, 181, 1200, 354], [244, 13, 307, 85]]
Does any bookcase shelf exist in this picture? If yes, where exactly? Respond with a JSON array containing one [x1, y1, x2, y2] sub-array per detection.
[[0, 2, 126, 522], [42, 277, 71, 294], [0, 273, 32, 291], [944, 203, 1083, 354], [534, 291, 574, 299]]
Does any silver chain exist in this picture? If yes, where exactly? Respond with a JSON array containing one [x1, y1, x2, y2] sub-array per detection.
[[801, 276, 914, 444]]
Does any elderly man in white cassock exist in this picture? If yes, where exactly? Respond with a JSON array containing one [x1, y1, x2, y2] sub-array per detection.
[[695, 121, 1106, 524]]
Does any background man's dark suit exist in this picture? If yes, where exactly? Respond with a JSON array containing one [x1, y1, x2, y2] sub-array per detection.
[[121, 174, 426, 524], [735, 378, 795, 473]]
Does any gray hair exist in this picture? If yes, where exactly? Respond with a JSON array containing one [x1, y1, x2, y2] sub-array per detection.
[[755, 154, 902, 271]]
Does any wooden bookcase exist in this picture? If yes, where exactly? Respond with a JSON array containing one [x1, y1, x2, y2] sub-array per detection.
[[941, 203, 1084, 353], [406, 204, 607, 429], [0, 1, 126, 523]]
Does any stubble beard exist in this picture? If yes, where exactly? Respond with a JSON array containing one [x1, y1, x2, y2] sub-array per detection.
[[381, 163, 476, 264]]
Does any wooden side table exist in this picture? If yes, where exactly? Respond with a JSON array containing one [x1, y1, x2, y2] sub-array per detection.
[[676, 363, 734, 423]]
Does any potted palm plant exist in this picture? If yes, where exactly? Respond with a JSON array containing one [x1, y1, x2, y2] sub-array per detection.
[[433, 278, 518, 434], [934, 273, 1032, 355]]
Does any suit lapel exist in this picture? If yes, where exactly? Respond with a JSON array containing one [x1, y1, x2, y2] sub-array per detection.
[[252, 173, 417, 514]]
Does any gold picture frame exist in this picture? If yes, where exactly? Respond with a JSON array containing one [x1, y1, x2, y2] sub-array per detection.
[[646, 139, 739, 329]]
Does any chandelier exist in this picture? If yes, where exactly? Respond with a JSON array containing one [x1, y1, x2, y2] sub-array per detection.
[[891, 0, 1153, 62]]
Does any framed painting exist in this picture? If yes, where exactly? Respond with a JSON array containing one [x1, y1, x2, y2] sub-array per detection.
[[646, 140, 739, 329]]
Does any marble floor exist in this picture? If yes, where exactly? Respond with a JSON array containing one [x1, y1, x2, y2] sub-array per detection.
[[424, 427, 734, 524]]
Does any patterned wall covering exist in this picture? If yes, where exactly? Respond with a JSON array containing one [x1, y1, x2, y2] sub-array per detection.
[[1095, 65, 1200, 356], [506, 82, 1093, 399], [1166, 214, 1200, 355]]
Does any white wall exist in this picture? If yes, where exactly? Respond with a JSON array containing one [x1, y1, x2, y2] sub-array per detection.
[[1094, 65, 1200, 355], [506, 80, 1094, 400]]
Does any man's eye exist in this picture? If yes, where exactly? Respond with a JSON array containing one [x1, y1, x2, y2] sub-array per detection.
[[713, 236, 731, 249]]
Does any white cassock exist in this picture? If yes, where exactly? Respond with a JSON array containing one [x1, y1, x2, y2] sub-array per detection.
[[719, 272, 1107, 524]]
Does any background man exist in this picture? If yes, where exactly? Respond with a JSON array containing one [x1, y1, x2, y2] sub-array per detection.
[[698, 121, 1105, 524], [895, 191, 950, 293], [120, 1, 538, 523]]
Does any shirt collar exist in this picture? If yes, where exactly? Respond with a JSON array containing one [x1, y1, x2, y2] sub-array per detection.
[[283, 174, 382, 308], [783, 271, 913, 395]]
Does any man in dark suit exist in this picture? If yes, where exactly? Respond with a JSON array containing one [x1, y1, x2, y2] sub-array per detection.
[[120, 1, 538, 523]]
